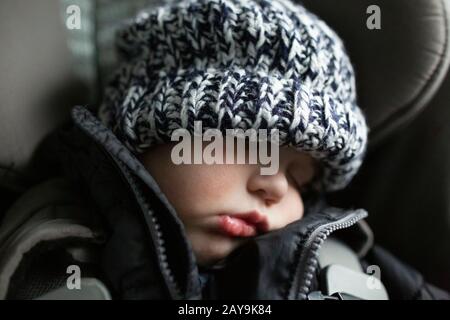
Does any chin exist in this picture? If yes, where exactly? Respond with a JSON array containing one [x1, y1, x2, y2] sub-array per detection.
[[194, 236, 243, 267]]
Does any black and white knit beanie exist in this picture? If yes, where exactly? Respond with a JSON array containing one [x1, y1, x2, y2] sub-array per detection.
[[98, 0, 368, 192]]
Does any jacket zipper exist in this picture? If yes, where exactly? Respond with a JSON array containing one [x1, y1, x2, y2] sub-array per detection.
[[113, 157, 184, 299], [289, 209, 368, 300], [72, 107, 187, 299]]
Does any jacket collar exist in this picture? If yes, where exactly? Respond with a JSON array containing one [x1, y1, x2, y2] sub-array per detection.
[[68, 105, 199, 299]]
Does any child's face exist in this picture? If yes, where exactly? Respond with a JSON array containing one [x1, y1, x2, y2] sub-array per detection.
[[139, 143, 315, 266]]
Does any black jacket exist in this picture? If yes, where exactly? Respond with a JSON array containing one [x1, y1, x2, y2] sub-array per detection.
[[51, 105, 449, 300]]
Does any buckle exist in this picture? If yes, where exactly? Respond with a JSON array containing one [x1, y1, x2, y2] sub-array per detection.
[[320, 264, 388, 300], [307, 291, 362, 300]]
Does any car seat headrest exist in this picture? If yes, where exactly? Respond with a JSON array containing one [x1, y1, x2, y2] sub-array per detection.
[[0, 0, 88, 191], [303, 0, 450, 146]]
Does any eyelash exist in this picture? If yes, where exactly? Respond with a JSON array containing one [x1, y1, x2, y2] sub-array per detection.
[[288, 172, 315, 198], [287, 171, 302, 191]]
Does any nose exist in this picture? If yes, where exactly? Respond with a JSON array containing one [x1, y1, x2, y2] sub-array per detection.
[[247, 170, 289, 206]]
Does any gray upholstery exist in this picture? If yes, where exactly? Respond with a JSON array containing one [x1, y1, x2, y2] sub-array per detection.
[[35, 278, 111, 300], [0, 0, 89, 191], [303, 0, 450, 146], [331, 70, 450, 290]]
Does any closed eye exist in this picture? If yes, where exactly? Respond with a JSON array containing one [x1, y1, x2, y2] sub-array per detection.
[[287, 170, 303, 191]]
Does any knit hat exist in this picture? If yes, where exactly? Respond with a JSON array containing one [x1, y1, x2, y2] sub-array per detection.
[[98, 0, 368, 192]]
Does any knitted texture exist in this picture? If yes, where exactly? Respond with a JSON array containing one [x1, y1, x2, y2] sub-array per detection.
[[98, 0, 368, 191]]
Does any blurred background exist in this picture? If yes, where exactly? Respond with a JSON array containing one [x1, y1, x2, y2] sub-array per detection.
[[0, 0, 449, 290]]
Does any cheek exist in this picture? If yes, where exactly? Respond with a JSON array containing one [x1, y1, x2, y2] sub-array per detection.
[[187, 229, 243, 265], [272, 187, 304, 228], [180, 165, 238, 199], [149, 162, 249, 221], [287, 188, 305, 220]]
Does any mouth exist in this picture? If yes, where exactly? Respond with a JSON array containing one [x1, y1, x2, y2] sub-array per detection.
[[218, 211, 269, 238]]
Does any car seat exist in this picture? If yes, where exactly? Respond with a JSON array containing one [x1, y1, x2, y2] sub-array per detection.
[[1, 0, 449, 292]]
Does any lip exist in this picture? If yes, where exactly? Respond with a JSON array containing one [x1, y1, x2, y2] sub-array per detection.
[[218, 211, 269, 238]]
